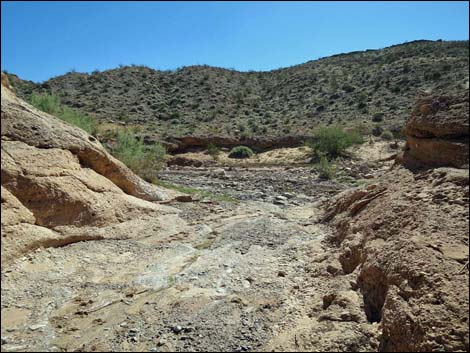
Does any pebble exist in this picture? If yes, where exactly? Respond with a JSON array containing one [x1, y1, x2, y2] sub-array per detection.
[[29, 324, 46, 331], [273, 199, 287, 205], [172, 325, 183, 334], [157, 338, 167, 346]]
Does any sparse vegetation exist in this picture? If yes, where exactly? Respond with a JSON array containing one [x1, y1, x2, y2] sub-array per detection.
[[308, 126, 364, 159], [9, 40, 468, 139], [381, 130, 394, 140], [314, 154, 337, 180], [228, 146, 254, 159], [207, 143, 220, 160], [110, 128, 166, 182], [29, 93, 97, 135]]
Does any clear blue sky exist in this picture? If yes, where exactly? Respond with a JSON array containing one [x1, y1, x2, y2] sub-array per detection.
[[2, 1, 469, 82]]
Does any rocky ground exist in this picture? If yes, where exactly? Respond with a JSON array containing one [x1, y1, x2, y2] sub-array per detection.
[[1, 179, 378, 352]]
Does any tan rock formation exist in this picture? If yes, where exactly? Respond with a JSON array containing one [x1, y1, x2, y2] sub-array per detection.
[[401, 90, 469, 169], [1, 73, 186, 265]]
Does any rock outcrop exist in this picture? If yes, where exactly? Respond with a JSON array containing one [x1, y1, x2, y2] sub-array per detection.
[[1, 73, 184, 265], [401, 90, 469, 169], [164, 134, 311, 153], [322, 93, 469, 351]]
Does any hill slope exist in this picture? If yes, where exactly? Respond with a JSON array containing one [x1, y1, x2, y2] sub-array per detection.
[[7, 40, 469, 139]]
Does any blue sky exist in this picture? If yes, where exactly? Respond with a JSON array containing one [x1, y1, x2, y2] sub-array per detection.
[[1, 1, 469, 82]]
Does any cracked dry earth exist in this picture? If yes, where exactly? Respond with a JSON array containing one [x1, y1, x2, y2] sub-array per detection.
[[1, 167, 380, 352]]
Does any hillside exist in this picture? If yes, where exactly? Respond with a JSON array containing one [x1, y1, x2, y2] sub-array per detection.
[[2, 72, 468, 351], [6, 40, 469, 141]]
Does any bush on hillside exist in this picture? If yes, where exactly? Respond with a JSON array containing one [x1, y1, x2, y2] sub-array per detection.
[[29, 93, 97, 135], [228, 146, 254, 159]]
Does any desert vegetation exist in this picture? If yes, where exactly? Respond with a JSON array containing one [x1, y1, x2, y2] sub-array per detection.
[[110, 129, 166, 182], [28, 92, 167, 181], [29, 92, 97, 134], [228, 145, 254, 159], [307, 125, 364, 159], [8, 40, 469, 140]]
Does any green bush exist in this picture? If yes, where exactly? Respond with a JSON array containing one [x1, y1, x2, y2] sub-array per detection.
[[308, 126, 364, 158], [381, 130, 394, 140], [228, 146, 254, 159], [111, 129, 166, 182], [315, 155, 336, 180], [29, 93, 97, 135], [207, 143, 220, 160]]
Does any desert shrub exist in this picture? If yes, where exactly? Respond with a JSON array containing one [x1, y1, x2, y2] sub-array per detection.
[[29, 93, 97, 135], [308, 126, 364, 158], [207, 143, 220, 160], [315, 154, 336, 180], [118, 112, 130, 123], [372, 112, 384, 122], [111, 129, 166, 182], [381, 130, 394, 140], [228, 146, 254, 159]]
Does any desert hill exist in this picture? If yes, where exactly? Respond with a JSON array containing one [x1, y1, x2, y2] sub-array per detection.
[[6, 40, 469, 141]]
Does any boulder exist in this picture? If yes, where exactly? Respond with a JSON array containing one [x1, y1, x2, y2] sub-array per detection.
[[402, 90, 469, 169]]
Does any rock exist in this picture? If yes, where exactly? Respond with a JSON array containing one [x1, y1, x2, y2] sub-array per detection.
[[281, 192, 295, 199], [157, 338, 167, 346], [322, 165, 469, 351], [172, 325, 183, 334], [175, 195, 193, 202], [28, 324, 46, 331], [401, 90, 469, 169], [168, 156, 204, 168], [372, 126, 383, 137], [273, 199, 287, 205], [210, 168, 228, 179], [1, 75, 185, 265]]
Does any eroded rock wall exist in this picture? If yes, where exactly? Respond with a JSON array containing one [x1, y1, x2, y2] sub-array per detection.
[[401, 90, 469, 169], [1, 73, 185, 265]]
